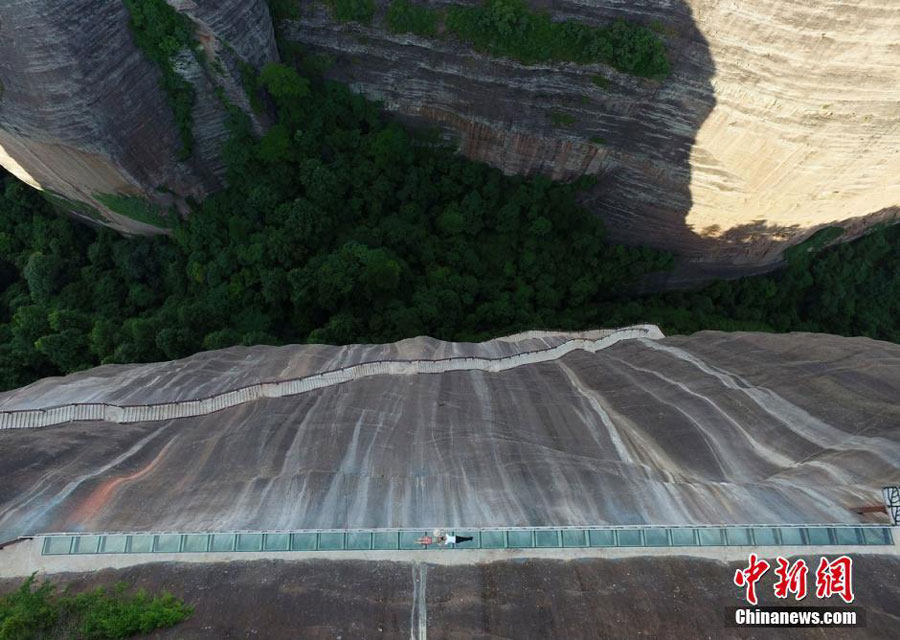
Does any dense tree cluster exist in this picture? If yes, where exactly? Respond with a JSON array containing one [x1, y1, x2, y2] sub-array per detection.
[[0, 63, 675, 390], [600, 224, 899, 341]]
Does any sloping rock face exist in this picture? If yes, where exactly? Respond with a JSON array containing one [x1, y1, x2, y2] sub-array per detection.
[[0, 330, 896, 539], [0, 0, 277, 232], [3, 556, 900, 638], [286, 0, 900, 270]]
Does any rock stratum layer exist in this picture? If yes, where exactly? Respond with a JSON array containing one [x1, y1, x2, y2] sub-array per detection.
[[0, 0, 277, 232], [0, 330, 897, 540], [288, 0, 900, 269]]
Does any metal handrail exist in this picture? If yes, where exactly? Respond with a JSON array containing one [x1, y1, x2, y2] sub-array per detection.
[[36, 522, 897, 538]]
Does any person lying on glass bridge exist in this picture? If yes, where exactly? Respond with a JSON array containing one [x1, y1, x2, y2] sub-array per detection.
[[416, 531, 475, 547]]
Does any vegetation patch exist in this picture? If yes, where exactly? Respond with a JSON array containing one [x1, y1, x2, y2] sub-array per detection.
[[387, 0, 439, 37], [122, 0, 198, 160], [94, 193, 174, 229], [238, 59, 265, 112], [444, 0, 669, 77], [783, 226, 845, 265], [0, 575, 192, 639], [41, 192, 102, 221], [549, 110, 576, 126], [329, 0, 375, 24], [590, 74, 610, 89], [342, 0, 669, 78]]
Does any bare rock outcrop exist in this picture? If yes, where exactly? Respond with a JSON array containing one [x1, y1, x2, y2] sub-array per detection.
[[286, 0, 900, 271], [0, 0, 277, 232]]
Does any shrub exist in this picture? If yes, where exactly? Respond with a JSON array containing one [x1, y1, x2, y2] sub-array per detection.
[[330, 0, 375, 24], [387, 0, 439, 37], [0, 576, 192, 640]]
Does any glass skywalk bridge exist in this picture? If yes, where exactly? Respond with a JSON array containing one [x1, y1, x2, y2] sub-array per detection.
[[41, 525, 895, 556]]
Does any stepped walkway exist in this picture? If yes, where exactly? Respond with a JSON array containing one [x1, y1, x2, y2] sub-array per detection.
[[0, 324, 662, 430]]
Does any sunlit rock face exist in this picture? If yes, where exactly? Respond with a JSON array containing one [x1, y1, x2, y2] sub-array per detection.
[[0, 0, 277, 231], [684, 0, 900, 252], [0, 330, 896, 539], [287, 0, 900, 270]]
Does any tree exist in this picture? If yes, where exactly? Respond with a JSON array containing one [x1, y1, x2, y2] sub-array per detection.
[[35, 330, 92, 373], [23, 253, 64, 303]]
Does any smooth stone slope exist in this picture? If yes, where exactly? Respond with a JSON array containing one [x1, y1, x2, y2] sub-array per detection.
[[0, 330, 896, 540]]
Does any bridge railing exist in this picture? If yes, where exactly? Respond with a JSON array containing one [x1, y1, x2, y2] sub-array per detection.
[[39, 523, 895, 556]]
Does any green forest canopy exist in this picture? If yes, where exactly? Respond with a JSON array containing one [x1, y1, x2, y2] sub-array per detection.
[[0, 62, 896, 391]]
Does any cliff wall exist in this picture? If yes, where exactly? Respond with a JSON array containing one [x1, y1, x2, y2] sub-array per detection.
[[285, 0, 900, 270], [0, 0, 278, 232]]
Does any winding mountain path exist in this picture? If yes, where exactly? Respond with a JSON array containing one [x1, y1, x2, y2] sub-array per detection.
[[0, 325, 663, 430]]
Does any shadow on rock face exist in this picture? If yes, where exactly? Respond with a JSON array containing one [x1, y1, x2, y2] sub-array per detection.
[[574, 1, 718, 260], [288, 1, 730, 277]]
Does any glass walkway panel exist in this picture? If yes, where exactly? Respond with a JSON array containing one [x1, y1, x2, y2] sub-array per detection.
[[40, 525, 895, 556]]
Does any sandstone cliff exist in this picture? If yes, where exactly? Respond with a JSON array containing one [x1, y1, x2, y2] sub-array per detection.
[[286, 0, 899, 272], [0, 0, 896, 269], [0, 0, 278, 232], [0, 329, 896, 539]]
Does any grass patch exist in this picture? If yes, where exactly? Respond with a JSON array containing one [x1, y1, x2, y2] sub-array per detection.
[[387, 0, 439, 37], [445, 0, 669, 77], [41, 192, 103, 221], [590, 74, 610, 89], [122, 0, 197, 160], [329, 0, 375, 24], [94, 193, 175, 229], [589, 135, 607, 144], [549, 110, 576, 126], [0, 575, 192, 639]]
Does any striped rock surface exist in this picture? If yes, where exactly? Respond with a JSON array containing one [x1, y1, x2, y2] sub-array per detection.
[[0, 329, 897, 540]]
